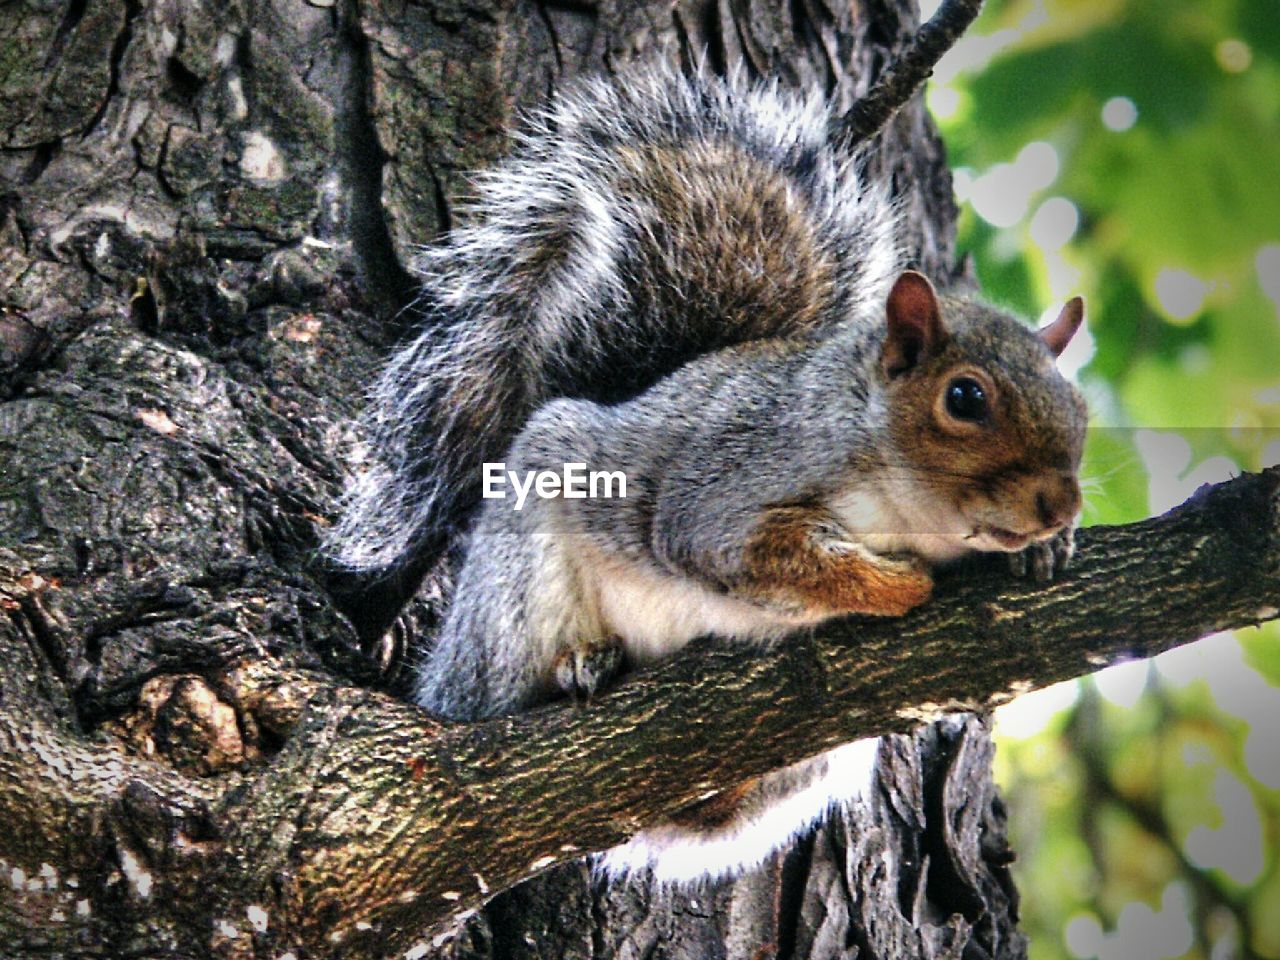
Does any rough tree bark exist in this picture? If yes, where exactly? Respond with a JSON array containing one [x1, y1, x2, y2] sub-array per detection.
[[2, 1, 1277, 959]]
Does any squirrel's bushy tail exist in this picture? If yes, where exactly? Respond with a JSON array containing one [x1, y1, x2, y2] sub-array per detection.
[[326, 66, 900, 575]]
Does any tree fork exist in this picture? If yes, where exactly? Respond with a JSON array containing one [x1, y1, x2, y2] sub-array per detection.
[[2, 468, 1276, 955]]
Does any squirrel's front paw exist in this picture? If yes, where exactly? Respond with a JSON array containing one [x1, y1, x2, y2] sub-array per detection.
[[869, 553, 934, 616], [1009, 526, 1075, 582], [553, 638, 625, 706]]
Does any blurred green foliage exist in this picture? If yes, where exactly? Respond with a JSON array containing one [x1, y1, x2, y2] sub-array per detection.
[[930, 0, 1280, 957]]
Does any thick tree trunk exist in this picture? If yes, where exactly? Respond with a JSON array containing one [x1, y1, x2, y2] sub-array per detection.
[[3, 1, 1276, 958]]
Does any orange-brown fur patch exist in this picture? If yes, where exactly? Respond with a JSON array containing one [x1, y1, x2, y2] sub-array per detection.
[[740, 506, 934, 617]]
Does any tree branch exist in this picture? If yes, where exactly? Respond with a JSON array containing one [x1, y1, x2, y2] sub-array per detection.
[[832, 0, 986, 146], [3, 468, 1277, 955]]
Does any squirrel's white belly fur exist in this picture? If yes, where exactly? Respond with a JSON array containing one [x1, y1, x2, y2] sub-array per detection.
[[584, 482, 977, 666], [583, 548, 810, 663], [830, 481, 977, 564]]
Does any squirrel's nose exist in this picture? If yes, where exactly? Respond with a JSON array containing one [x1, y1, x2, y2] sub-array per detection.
[[1034, 474, 1081, 530]]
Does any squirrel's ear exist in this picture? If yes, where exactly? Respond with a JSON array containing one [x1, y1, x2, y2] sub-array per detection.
[[1039, 296, 1085, 359], [883, 270, 945, 377]]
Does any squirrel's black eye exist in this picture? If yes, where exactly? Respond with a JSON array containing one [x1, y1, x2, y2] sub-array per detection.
[[945, 377, 988, 422]]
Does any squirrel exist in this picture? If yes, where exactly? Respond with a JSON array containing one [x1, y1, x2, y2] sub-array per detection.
[[327, 67, 1088, 882]]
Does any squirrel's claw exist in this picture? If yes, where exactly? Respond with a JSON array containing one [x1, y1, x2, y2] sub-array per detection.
[[1007, 549, 1028, 579], [553, 639, 626, 706], [1051, 525, 1076, 571], [1009, 526, 1075, 582]]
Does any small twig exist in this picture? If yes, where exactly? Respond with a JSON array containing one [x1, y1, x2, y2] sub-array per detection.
[[831, 0, 985, 146]]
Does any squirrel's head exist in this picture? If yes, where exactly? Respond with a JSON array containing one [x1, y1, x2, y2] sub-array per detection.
[[878, 270, 1087, 555]]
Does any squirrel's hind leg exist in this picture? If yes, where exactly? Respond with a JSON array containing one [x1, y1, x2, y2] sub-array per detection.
[[552, 637, 626, 706]]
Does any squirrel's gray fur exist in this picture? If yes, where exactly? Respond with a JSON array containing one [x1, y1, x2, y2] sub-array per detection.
[[329, 66, 1088, 883], [326, 67, 899, 576], [416, 292, 1085, 721]]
